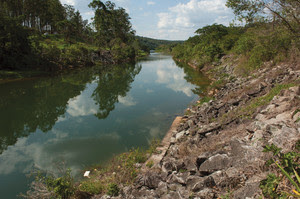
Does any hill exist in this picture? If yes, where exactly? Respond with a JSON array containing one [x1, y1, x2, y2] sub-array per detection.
[[136, 36, 183, 51]]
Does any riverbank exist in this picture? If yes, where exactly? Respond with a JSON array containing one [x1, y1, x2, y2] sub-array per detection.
[[89, 55, 300, 198]]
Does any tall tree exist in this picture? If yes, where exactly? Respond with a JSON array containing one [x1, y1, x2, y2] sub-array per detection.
[[88, 0, 134, 48], [226, 0, 300, 34]]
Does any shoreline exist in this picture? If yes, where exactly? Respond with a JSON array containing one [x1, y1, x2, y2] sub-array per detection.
[[93, 55, 300, 198]]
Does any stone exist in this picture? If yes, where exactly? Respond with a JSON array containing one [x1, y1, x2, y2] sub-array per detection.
[[225, 167, 239, 178], [233, 176, 263, 199], [187, 120, 195, 127], [176, 131, 185, 141], [156, 182, 168, 197], [289, 86, 300, 95], [161, 191, 181, 199], [166, 172, 186, 185], [197, 188, 216, 199], [210, 171, 226, 186], [293, 112, 300, 122], [191, 176, 216, 192], [199, 154, 230, 174], [135, 172, 162, 189]]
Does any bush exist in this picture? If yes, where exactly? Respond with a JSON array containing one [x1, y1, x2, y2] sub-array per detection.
[[107, 183, 119, 196], [248, 45, 272, 68], [234, 32, 255, 54], [79, 180, 104, 195], [45, 169, 75, 199], [24, 168, 75, 199]]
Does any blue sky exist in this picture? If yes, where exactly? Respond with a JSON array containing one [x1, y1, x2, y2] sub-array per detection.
[[61, 0, 235, 40]]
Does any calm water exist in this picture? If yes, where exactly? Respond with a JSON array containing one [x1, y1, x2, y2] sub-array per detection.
[[0, 54, 209, 198]]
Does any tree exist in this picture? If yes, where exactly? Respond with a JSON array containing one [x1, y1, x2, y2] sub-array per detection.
[[226, 0, 300, 34], [88, 0, 134, 48]]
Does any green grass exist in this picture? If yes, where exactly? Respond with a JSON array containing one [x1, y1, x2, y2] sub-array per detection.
[[217, 82, 296, 124], [198, 96, 213, 105], [78, 140, 160, 196], [241, 83, 296, 117]]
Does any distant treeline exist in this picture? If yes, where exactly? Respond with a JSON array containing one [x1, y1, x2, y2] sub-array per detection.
[[136, 36, 183, 52], [0, 0, 147, 71], [171, 0, 299, 76]]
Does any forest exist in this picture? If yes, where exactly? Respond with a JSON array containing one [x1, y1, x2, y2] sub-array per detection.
[[0, 0, 145, 71], [136, 36, 182, 52], [171, 0, 299, 76]]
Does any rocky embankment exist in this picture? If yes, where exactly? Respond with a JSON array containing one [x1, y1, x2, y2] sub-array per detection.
[[94, 57, 300, 199]]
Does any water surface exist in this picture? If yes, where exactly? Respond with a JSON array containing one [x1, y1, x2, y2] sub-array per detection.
[[0, 54, 209, 198]]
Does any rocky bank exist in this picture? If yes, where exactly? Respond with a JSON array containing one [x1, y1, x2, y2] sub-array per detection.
[[94, 56, 300, 199]]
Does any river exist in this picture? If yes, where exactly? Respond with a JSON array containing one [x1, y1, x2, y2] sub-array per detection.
[[0, 53, 209, 198]]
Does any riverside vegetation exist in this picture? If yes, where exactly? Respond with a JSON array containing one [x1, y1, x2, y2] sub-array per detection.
[[0, 0, 148, 76], [20, 0, 300, 198]]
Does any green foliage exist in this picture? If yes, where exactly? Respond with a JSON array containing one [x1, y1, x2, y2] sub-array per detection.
[[31, 169, 75, 199], [45, 170, 75, 199], [79, 180, 104, 195], [260, 173, 283, 198], [261, 142, 300, 197], [107, 183, 119, 196], [78, 140, 160, 197], [136, 36, 182, 52], [241, 83, 295, 117], [199, 96, 213, 105], [234, 25, 294, 73], [89, 0, 134, 49], [172, 24, 243, 69], [226, 0, 300, 35], [0, 12, 32, 69], [146, 160, 154, 168], [0, 0, 142, 70]]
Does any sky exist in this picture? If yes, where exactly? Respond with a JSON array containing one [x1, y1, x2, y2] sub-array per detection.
[[60, 0, 235, 40]]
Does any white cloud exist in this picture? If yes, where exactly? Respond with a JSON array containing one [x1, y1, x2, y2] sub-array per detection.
[[60, 0, 76, 6], [156, 0, 234, 40], [147, 1, 156, 5], [66, 83, 98, 117], [84, 11, 94, 16], [156, 62, 195, 97], [67, 95, 98, 117], [118, 95, 137, 107]]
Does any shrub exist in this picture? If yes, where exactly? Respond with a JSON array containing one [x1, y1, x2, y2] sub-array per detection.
[[79, 180, 104, 195], [107, 183, 119, 196], [234, 32, 255, 54], [260, 142, 300, 197], [24, 168, 75, 199], [45, 169, 75, 199]]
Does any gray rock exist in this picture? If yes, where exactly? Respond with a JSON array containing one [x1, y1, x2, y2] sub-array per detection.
[[233, 178, 262, 199], [135, 172, 162, 189], [166, 172, 186, 185], [176, 131, 185, 141], [199, 154, 230, 174], [161, 191, 181, 199], [196, 188, 216, 199], [156, 182, 168, 197], [191, 176, 216, 192]]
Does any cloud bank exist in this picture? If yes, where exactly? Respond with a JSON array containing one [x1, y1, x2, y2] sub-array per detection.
[[156, 0, 234, 40]]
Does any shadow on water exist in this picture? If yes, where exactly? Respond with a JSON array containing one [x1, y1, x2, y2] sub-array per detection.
[[0, 63, 140, 155]]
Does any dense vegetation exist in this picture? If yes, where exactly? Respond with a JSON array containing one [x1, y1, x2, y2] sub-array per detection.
[[136, 36, 182, 52], [0, 0, 145, 71], [172, 0, 300, 75]]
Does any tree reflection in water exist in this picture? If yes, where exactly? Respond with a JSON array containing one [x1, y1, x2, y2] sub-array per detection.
[[0, 63, 141, 154]]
